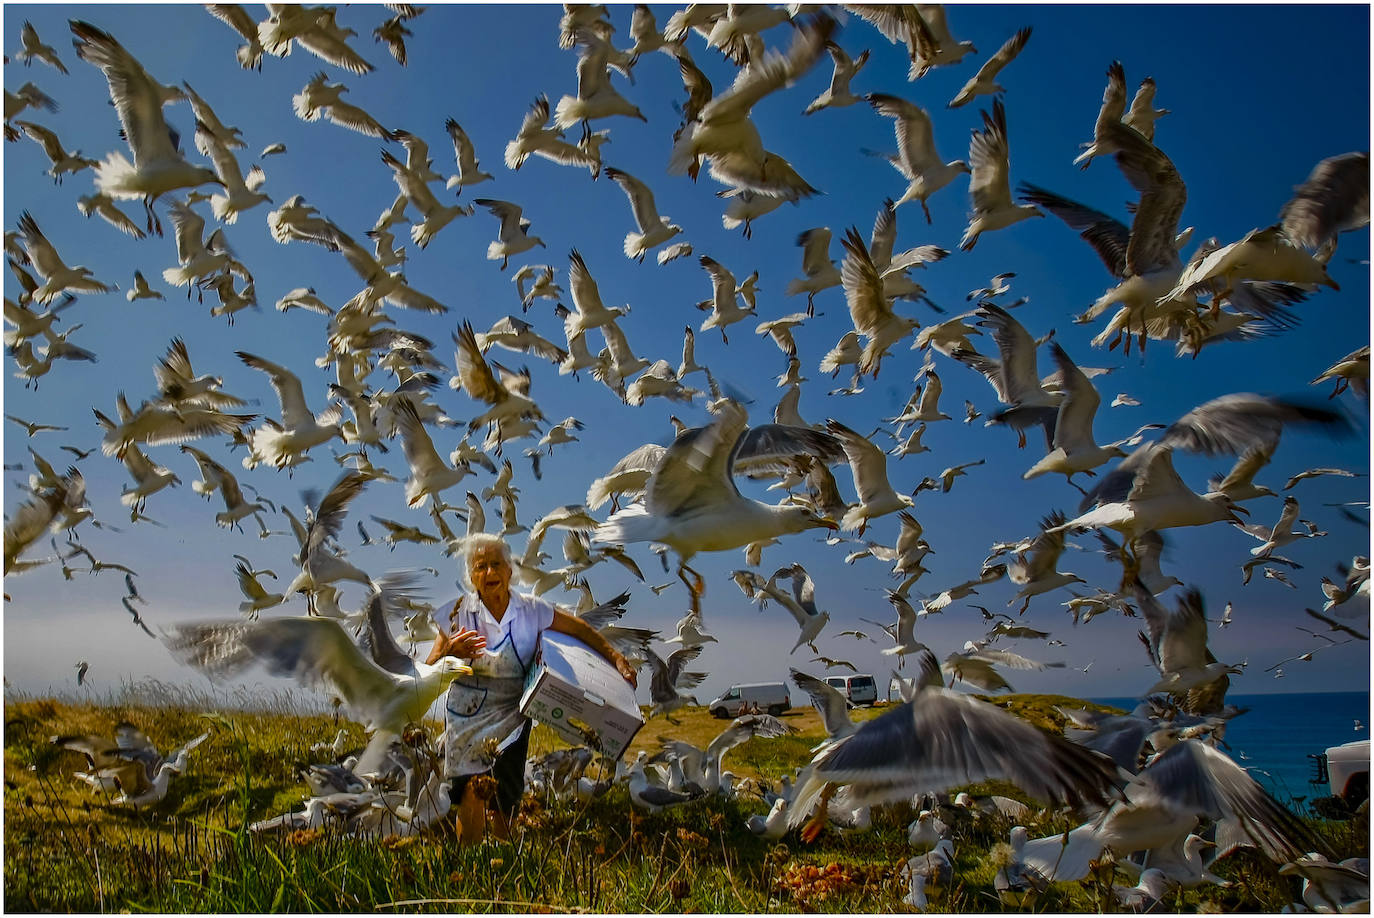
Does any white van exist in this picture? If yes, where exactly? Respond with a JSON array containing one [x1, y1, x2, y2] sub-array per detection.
[[709, 682, 790, 718], [826, 674, 878, 706], [1326, 739, 1370, 803]]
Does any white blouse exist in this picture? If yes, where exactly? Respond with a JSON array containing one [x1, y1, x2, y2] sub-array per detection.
[[445, 591, 557, 672]]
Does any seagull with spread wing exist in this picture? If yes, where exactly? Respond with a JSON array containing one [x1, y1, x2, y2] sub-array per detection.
[[668, 14, 834, 199], [70, 20, 224, 236], [948, 26, 1031, 108], [839, 226, 921, 377], [15, 211, 117, 305], [163, 583, 471, 779], [594, 399, 838, 594], [603, 166, 682, 263], [960, 99, 1043, 251], [825, 417, 914, 534], [787, 649, 1120, 841]]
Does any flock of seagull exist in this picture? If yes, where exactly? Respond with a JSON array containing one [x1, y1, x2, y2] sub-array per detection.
[[6, 3, 1370, 910]]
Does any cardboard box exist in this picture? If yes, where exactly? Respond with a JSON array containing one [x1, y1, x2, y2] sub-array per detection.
[[519, 630, 644, 761]]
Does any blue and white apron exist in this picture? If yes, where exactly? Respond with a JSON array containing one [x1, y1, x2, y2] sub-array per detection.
[[442, 596, 537, 778]]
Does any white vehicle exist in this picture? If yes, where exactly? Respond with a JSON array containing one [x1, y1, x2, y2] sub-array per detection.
[[826, 673, 878, 706], [1325, 739, 1370, 803], [709, 682, 790, 718]]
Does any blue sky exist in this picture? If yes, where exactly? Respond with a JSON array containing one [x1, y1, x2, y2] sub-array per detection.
[[4, 4, 1369, 710]]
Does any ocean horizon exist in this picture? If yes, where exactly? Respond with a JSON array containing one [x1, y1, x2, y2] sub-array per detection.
[[1092, 690, 1371, 804]]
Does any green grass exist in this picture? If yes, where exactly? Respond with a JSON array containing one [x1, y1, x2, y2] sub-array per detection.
[[5, 685, 1367, 913]]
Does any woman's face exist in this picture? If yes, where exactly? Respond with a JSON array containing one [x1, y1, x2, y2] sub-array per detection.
[[469, 545, 511, 597]]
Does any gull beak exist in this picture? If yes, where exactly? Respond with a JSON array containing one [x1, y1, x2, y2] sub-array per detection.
[[818, 516, 839, 531]]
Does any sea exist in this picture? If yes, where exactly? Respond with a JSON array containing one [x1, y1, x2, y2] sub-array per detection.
[[1090, 691, 1371, 805]]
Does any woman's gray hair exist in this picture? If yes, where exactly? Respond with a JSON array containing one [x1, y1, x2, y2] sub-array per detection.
[[463, 533, 513, 588]]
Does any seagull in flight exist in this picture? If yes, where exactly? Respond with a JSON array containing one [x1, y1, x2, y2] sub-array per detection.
[[69, 21, 224, 236], [594, 398, 839, 594], [947, 26, 1031, 109], [787, 649, 1119, 841], [163, 583, 472, 778], [604, 166, 682, 263], [959, 99, 1043, 251]]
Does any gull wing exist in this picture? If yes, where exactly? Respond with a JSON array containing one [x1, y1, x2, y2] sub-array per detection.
[[69, 21, 181, 169], [797, 227, 833, 277], [1279, 151, 1370, 250], [1107, 121, 1186, 275], [887, 590, 919, 646], [446, 118, 483, 175], [698, 254, 738, 306], [474, 198, 528, 243], [1124, 448, 1197, 509], [1130, 740, 1323, 862], [16, 212, 70, 282], [452, 321, 507, 405], [1017, 183, 1130, 278], [305, 470, 370, 554], [604, 167, 664, 234], [826, 417, 896, 508], [706, 713, 793, 761], [840, 227, 894, 339], [1048, 342, 1101, 453], [1157, 393, 1349, 458], [791, 685, 1119, 825], [976, 301, 1043, 405], [791, 668, 854, 738], [356, 574, 426, 677], [566, 249, 605, 320], [1011, 511, 1071, 583], [699, 14, 832, 122], [735, 423, 846, 474], [236, 351, 313, 429], [968, 99, 1014, 216], [162, 616, 400, 729], [645, 400, 749, 517], [392, 397, 449, 481], [873, 93, 942, 178]]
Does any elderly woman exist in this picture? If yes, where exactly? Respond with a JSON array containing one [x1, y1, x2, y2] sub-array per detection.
[[427, 532, 637, 842]]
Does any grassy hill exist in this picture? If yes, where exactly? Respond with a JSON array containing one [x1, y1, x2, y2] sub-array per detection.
[[4, 683, 1364, 912]]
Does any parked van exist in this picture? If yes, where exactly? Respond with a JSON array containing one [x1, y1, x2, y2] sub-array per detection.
[[709, 682, 790, 718], [825, 674, 878, 706]]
